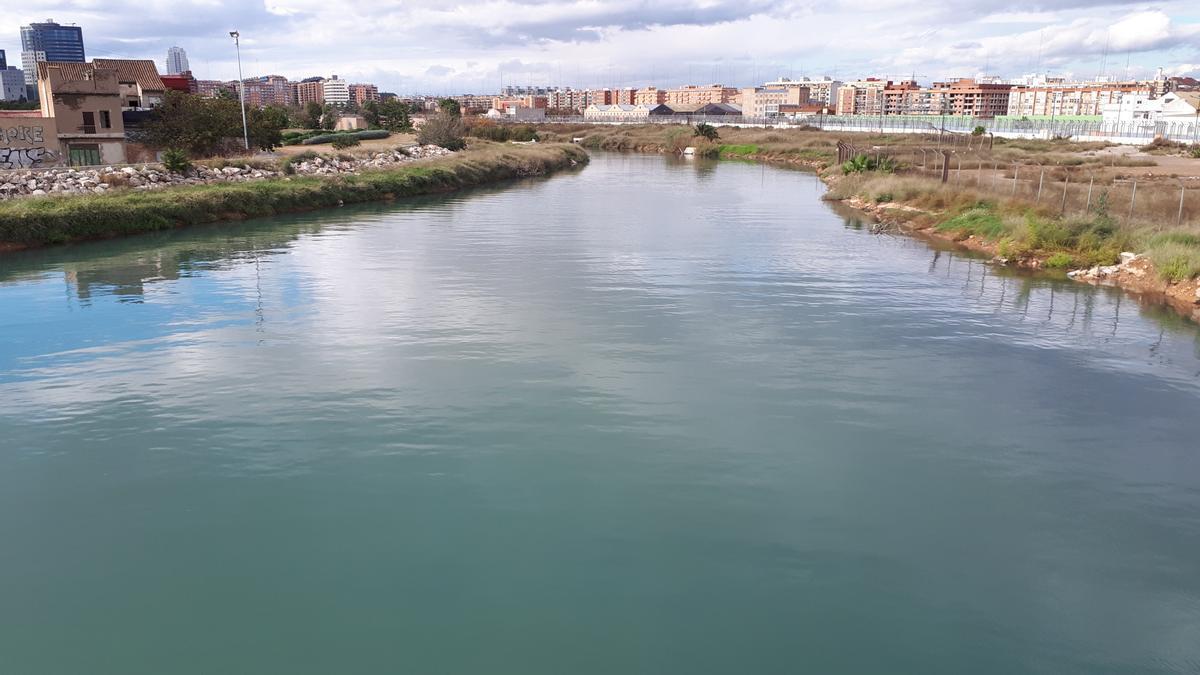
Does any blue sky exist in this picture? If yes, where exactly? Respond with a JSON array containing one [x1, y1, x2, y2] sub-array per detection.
[[3, 1, 1198, 93]]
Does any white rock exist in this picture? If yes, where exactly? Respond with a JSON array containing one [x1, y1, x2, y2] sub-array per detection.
[[1119, 252, 1138, 264]]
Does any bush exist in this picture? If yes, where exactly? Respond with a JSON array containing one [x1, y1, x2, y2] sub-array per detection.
[[1044, 252, 1075, 269], [972, 126, 986, 136], [417, 112, 467, 151], [161, 148, 192, 174], [694, 123, 719, 141], [331, 136, 362, 149], [842, 154, 897, 175], [1191, 146, 1200, 159]]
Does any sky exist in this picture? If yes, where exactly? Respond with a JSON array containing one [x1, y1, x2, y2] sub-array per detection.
[[2, 1, 1199, 94]]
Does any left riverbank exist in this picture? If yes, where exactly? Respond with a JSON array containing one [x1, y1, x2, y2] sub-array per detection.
[[0, 142, 588, 251]]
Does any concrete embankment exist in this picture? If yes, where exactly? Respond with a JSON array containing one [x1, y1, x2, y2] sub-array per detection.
[[0, 143, 588, 250]]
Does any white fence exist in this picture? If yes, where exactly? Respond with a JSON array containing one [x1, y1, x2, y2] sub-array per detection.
[[539, 114, 1200, 146]]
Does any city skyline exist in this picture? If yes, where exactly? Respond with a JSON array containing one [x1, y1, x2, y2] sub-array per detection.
[[1, 2, 1198, 95]]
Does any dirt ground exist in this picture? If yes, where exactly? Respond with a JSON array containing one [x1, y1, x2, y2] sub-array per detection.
[[1088, 145, 1200, 178], [271, 134, 418, 157]]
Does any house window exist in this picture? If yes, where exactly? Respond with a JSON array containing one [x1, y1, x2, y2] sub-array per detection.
[[81, 111, 96, 134], [69, 145, 102, 166], [100, 110, 111, 129]]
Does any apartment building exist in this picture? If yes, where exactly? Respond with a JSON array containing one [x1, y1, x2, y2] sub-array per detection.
[[741, 84, 810, 117], [293, 78, 325, 106], [195, 79, 231, 98], [665, 84, 739, 107], [882, 78, 1013, 117], [322, 76, 350, 106], [612, 88, 637, 105], [1007, 81, 1155, 117], [349, 83, 380, 106], [835, 79, 889, 115], [450, 94, 495, 112], [765, 77, 842, 106], [634, 87, 667, 106]]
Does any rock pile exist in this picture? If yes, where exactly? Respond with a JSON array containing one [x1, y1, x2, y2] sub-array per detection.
[[0, 145, 456, 200], [1067, 252, 1146, 282]]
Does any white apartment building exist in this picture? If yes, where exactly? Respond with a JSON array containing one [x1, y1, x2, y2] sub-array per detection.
[[21, 50, 45, 86], [765, 76, 841, 106], [322, 76, 350, 105], [166, 46, 189, 75], [584, 103, 656, 120]]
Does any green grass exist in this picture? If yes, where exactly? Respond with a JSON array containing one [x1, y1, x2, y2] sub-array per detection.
[[718, 144, 760, 157], [1144, 232, 1200, 281], [935, 203, 1008, 238], [0, 144, 588, 248]]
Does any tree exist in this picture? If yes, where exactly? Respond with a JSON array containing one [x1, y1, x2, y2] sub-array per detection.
[[416, 111, 467, 150], [136, 90, 288, 156], [375, 99, 412, 132], [259, 105, 291, 131], [303, 102, 324, 130], [438, 98, 462, 118], [694, 123, 719, 142], [320, 103, 337, 130]]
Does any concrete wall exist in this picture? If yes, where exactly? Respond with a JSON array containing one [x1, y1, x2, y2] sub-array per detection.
[[0, 116, 61, 169]]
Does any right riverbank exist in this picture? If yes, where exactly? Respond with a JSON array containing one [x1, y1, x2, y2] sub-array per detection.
[[0, 142, 587, 250]]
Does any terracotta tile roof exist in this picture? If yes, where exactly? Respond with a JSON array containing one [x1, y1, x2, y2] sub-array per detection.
[[36, 61, 93, 82], [36, 59, 165, 92], [93, 59, 166, 92]]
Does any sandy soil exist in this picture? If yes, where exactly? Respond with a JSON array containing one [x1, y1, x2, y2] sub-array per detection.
[[271, 134, 418, 157]]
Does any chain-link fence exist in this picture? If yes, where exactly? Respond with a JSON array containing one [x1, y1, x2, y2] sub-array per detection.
[[839, 141, 1200, 228]]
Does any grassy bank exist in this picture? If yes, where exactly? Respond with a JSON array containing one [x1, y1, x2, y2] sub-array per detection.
[[0, 142, 587, 249], [827, 172, 1200, 282]]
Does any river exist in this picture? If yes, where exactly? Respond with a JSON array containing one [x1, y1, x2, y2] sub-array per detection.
[[2, 153, 1199, 674]]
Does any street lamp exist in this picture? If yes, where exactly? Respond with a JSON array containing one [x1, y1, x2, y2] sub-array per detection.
[[230, 30, 250, 151]]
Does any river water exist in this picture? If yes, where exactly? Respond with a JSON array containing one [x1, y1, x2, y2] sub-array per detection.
[[2, 153, 1199, 674]]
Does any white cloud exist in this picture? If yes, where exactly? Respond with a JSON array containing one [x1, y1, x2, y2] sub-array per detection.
[[2, 1, 1197, 92]]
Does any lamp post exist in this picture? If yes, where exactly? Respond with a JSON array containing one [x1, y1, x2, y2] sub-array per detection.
[[230, 30, 250, 151]]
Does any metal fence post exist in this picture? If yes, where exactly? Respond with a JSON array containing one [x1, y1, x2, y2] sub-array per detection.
[[1128, 180, 1138, 221], [1061, 173, 1070, 215], [1085, 176, 1094, 213], [1037, 168, 1044, 202], [1180, 184, 1187, 225]]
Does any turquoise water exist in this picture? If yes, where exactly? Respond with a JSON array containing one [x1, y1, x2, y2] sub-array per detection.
[[1, 153, 1199, 674]]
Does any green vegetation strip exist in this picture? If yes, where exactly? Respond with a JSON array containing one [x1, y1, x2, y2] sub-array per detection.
[[0, 144, 588, 248]]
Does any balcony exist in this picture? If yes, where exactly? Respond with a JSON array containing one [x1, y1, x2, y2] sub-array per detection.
[[80, 124, 96, 134]]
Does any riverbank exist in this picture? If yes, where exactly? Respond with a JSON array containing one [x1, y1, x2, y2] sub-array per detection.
[[541, 124, 1200, 321], [0, 142, 587, 250]]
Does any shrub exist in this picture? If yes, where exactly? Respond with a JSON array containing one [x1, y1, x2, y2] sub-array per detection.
[[842, 154, 897, 175], [1191, 146, 1200, 159], [331, 135, 362, 149], [301, 130, 390, 146], [972, 126, 986, 136], [162, 148, 192, 174], [694, 123, 719, 141], [1044, 252, 1074, 269], [416, 112, 467, 151]]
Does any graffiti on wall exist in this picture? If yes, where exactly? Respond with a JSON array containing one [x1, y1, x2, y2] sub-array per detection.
[[1, 124, 55, 170], [0, 147, 56, 169]]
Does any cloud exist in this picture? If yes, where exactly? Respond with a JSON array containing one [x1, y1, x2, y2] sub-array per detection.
[[2, 1, 1196, 92]]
